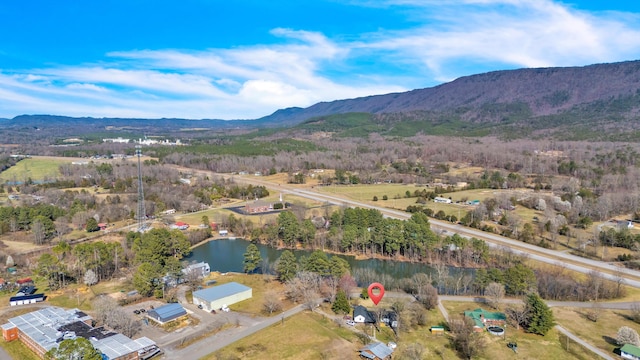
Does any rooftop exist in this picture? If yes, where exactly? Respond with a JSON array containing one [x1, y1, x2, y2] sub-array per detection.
[[621, 344, 640, 357], [3, 306, 156, 359], [147, 303, 187, 322], [464, 308, 506, 328], [359, 342, 393, 359], [193, 282, 251, 302]]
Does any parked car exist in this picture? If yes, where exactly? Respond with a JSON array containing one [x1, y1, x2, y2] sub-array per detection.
[[133, 310, 141, 314], [346, 320, 356, 326]]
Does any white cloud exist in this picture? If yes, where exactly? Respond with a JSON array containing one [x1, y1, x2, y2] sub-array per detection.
[[2, 1, 640, 119], [358, 0, 640, 81]]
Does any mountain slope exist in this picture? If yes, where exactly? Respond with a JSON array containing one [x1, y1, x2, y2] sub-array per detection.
[[261, 60, 640, 126]]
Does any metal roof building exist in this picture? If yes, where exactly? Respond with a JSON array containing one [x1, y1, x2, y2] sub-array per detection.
[[358, 342, 394, 359], [1, 306, 159, 360], [192, 282, 252, 311], [147, 303, 187, 324]]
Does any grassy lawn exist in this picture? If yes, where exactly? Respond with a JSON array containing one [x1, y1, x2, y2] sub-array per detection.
[[552, 306, 639, 355], [0, 157, 66, 183], [442, 301, 598, 360], [317, 183, 426, 202], [206, 311, 362, 360]]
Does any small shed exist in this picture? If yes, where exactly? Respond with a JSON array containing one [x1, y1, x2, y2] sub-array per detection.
[[192, 282, 252, 311], [147, 303, 187, 324], [430, 326, 445, 335]]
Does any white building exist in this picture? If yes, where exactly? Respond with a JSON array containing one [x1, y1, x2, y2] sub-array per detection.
[[434, 196, 452, 204], [192, 282, 252, 311], [182, 262, 211, 278]]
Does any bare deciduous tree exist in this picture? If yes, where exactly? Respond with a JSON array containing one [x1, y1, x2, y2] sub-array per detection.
[[448, 315, 486, 359], [285, 271, 321, 311], [83, 269, 98, 286], [485, 282, 505, 309], [505, 304, 528, 330], [262, 291, 283, 315], [617, 326, 640, 346], [92, 296, 141, 337]]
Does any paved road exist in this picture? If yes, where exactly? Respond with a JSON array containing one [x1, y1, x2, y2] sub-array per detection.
[[555, 325, 614, 360]]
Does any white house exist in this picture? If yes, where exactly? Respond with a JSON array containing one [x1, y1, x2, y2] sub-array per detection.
[[353, 305, 376, 323], [182, 262, 211, 278]]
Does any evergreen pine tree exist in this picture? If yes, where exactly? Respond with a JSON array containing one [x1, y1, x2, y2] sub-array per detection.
[[275, 250, 298, 282], [243, 244, 262, 273], [524, 292, 555, 335], [332, 290, 351, 314]]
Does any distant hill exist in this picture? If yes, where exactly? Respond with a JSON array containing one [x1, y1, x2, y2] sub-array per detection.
[[6, 60, 640, 140], [262, 60, 640, 123]]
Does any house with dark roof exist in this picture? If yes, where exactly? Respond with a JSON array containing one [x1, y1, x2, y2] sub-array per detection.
[[353, 305, 376, 324], [192, 282, 252, 311], [621, 344, 640, 360], [464, 308, 506, 331], [358, 342, 394, 359], [147, 303, 187, 324]]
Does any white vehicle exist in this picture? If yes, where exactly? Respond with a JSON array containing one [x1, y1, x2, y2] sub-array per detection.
[[221, 305, 230, 312], [346, 320, 356, 326]]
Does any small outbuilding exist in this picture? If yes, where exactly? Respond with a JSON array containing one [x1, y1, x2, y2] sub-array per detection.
[[621, 344, 640, 360], [192, 282, 252, 311], [358, 342, 394, 359], [146, 303, 187, 324]]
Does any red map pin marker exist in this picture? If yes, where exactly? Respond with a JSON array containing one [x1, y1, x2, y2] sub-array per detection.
[[368, 282, 385, 305]]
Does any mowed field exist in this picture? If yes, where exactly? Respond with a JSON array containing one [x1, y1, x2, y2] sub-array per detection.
[[0, 157, 67, 183], [207, 311, 362, 360]]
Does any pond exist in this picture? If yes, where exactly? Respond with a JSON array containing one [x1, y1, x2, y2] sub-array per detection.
[[187, 238, 473, 282]]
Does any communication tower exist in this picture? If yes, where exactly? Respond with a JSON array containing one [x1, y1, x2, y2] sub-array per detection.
[[136, 145, 146, 231]]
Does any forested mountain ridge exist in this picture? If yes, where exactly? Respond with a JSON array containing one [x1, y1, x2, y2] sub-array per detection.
[[4, 59, 640, 140], [288, 60, 640, 119]]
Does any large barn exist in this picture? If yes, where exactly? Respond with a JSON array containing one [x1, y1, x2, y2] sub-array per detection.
[[192, 282, 252, 311]]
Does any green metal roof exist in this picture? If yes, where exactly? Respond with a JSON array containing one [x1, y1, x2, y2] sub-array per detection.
[[463, 308, 506, 328], [621, 344, 640, 357]]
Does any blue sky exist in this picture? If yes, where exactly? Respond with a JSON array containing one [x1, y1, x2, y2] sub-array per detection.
[[2, 0, 640, 120]]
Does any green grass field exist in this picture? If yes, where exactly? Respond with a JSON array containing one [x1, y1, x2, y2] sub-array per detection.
[[207, 311, 361, 360], [0, 157, 66, 183]]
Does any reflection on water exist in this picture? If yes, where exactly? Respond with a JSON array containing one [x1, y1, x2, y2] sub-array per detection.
[[187, 238, 473, 281]]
